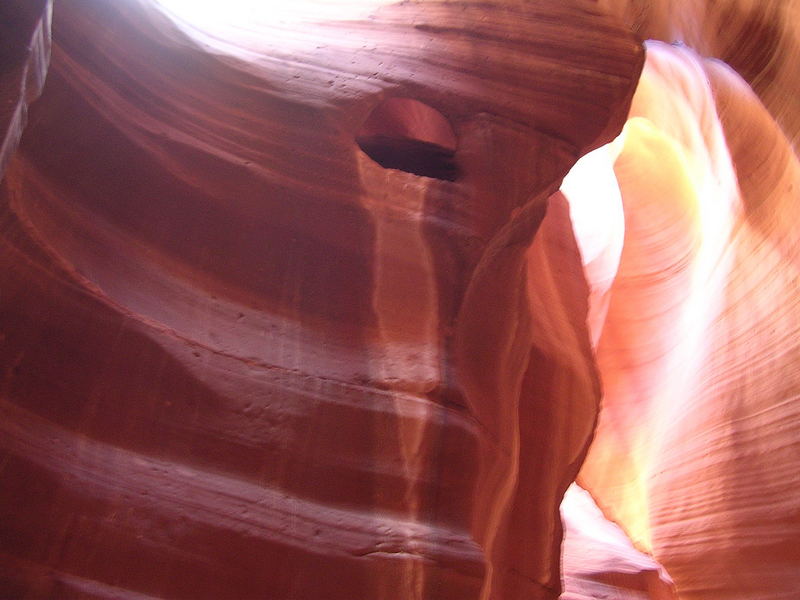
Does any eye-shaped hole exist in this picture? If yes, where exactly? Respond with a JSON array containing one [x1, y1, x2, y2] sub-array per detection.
[[356, 98, 459, 181]]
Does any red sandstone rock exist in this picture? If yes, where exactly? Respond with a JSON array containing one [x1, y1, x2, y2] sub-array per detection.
[[0, 1, 642, 598], [5, 1, 797, 599], [0, 0, 50, 178]]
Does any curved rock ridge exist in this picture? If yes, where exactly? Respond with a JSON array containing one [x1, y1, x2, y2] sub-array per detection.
[[569, 40, 800, 599], [599, 0, 800, 152], [0, 0, 51, 179], [0, 0, 643, 598]]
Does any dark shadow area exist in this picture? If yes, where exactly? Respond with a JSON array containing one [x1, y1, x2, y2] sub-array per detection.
[[356, 97, 459, 181]]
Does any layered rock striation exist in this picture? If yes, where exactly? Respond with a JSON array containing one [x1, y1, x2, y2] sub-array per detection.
[[0, 1, 643, 598], [569, 39, 800, 600], [3, 0, 798, 598]]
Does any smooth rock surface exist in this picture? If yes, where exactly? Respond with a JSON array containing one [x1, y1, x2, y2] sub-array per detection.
[[572, 40, 800, 600], [0, 1, 642, 598], [3, 1, 798, 599], [599, 0, 800, 151]]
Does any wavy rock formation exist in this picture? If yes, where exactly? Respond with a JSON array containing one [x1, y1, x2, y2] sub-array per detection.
[[599, 0, 800, 151], [572, 40, 800, 599], [0, 1, 643, 598], [556, 6, 800, 595], [0, 0, 51, 178], [3, 1, 798, 599]]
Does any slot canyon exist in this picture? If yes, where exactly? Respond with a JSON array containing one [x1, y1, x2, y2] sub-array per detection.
[[1, 0, 798, 598]]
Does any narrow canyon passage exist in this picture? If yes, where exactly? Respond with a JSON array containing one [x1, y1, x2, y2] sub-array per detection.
[[1, 1, 798, 599]]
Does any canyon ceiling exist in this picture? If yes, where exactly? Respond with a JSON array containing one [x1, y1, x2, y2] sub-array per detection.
[[1, 1, 798, 599]]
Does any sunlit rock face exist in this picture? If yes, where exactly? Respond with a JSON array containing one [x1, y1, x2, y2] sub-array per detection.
[[561, 484, 677, 600], [569, 39, 800, 600], [0, 0, 643, 598]]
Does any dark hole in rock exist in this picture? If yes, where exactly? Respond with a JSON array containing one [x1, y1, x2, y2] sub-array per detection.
[[356, 97, 459, 181]]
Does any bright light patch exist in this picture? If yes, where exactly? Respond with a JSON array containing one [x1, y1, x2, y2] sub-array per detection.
[[149, 0, 391, 54], [152, 0, 387, 28]]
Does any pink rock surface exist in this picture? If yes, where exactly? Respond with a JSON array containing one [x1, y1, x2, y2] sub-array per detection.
[[561, 484, 676, 600], [572, 40, 800, 599], [599, 0, 800, 151]]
